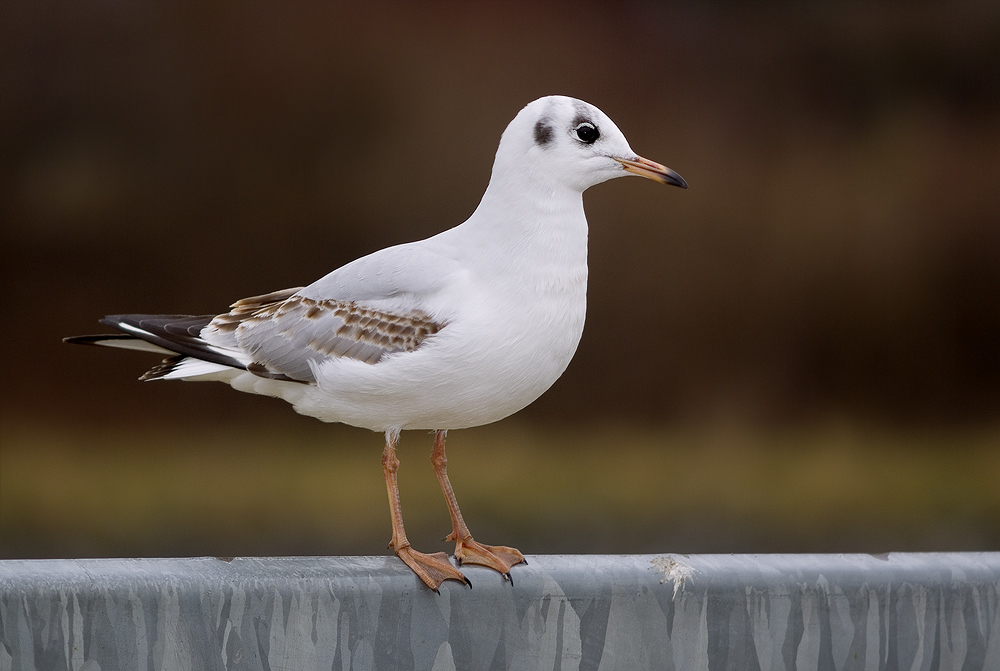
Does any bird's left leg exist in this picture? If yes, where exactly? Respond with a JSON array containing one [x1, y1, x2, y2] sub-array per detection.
[[430, 430, 526, 582], [383, 430, 469, 591]]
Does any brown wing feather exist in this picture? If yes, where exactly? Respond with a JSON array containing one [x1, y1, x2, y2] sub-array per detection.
[[206, 292, 444, 382]]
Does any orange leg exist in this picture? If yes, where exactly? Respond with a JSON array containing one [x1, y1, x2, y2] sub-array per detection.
[[431, 430, 526, 583], [382, 430, 469, 591]]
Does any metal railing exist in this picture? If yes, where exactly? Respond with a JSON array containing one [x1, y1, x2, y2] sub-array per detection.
[[2, 553, 998, 670]]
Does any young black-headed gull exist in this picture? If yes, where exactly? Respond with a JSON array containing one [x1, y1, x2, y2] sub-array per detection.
[[66, 95, 687, 590]]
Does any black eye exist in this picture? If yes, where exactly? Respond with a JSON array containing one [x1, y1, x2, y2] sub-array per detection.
[[574, 122, 599, 144]]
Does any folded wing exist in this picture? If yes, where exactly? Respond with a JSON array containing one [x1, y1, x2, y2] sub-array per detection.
[[67, 286, 445, 383]]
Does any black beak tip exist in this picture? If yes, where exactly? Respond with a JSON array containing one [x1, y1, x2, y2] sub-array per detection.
[[667, 171, 689, 190]]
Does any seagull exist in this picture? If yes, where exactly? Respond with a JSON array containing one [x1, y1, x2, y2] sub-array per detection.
[[65, 95, 687, 590]]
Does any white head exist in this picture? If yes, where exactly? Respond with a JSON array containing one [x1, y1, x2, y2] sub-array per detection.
[[491, 95, 688, 194]]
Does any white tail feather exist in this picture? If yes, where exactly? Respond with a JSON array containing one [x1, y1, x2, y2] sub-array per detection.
[[90, 338, 175, 354], [157, 358, 236, 380]]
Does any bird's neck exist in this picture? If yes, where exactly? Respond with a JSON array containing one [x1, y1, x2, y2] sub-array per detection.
[[460, 169, 588, 257], [441, 173, 589, 311]]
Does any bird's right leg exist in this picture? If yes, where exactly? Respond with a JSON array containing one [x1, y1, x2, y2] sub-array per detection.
[[430, 430, 526, 582], [382, 430, 470, 591]]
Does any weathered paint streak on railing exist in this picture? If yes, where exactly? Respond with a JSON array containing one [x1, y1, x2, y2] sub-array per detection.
[[1, 553, 998, 671]]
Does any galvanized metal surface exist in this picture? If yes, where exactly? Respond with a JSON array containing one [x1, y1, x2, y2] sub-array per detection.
[[1, 553, 998, 671]]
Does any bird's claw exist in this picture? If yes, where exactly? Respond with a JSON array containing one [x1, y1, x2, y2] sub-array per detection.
[[394, 546, 470, 591], [452, 536, 526, 583]]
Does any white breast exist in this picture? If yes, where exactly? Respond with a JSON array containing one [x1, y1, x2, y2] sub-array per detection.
[[278, 201, 590, 431]]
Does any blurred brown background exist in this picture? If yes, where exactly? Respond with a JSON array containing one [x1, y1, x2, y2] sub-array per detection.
[[2, 2, 998, 560]]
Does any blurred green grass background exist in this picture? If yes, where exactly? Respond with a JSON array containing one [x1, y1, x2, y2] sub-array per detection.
[[3, 419, 997, 559]]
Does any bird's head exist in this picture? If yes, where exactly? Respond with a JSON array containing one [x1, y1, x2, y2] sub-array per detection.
[[494, 95, 688, 193]]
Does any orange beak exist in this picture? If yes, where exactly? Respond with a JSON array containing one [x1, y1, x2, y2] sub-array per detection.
[[615, 156, 688, 188]]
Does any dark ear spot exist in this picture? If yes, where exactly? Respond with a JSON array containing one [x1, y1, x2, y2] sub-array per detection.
[[533, 118, 553, 147]]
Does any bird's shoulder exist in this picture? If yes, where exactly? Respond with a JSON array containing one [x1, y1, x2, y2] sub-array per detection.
[[298, 235, 465, 305]]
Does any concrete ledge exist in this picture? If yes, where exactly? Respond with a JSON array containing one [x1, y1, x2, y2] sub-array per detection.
[[1, 553, 998, 670]]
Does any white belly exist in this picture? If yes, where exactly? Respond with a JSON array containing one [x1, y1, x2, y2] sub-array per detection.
[[238, 265, 588, 432]]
